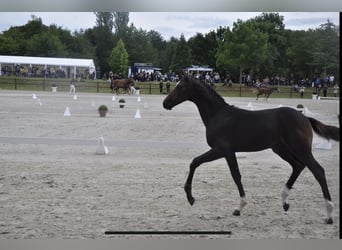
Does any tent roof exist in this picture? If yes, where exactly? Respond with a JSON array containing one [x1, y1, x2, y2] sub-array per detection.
[[0, 55, 95, 72], [186, 65, 213, 72]]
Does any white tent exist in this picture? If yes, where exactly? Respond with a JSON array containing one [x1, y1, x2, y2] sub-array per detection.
[[0, 55, 96, 77], [186, 65, 213, 72]]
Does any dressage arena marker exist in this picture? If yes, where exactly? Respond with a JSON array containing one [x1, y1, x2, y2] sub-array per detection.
[[64, 107, 71, 116], [32, 93, 37, 99], [96, 137, 109, 155], [91, 100, 96, 109], [315, 141, 332, 150], [135, 108, 141, 119], [303, 107, 312, 115], [112, 95, 116, 101], [246, 101, 254, 110]]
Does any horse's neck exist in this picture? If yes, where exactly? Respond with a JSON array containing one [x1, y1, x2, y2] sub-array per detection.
[[190, 85, 228, 125]]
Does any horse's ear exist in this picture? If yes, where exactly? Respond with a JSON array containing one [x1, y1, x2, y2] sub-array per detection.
[[181, 70, 190, 81], [180, 70, 185, 78]]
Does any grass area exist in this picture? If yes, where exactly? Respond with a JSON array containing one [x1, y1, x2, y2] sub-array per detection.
[[0, 76, 335, 99]]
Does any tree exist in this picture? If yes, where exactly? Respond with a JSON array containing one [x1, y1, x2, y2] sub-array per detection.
[[188, 33, 207, 66], [251, 13, 287, 77], [216, 19, 269, 83], [93, 12, 115, 76], [286, 30, 316, 79], [0, 34, 20, 55], [26, 31, 67, 57], [312, 19, 339, 78], [108, 39, 129, 77], [122, 26, 158, 66], [163, 37, 178, 73], [147, 30, 167, 67], [113, 12, 129, 34], [171, 34, 191, 74], [69, 30, 96, 59], [95, 12, 114, 30]]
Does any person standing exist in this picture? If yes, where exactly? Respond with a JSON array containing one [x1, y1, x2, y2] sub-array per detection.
[[166, 80, 171, 94], [329, 74, 335, 86], [299, 85, 305, 98], [333, 84, 339, 97], [69, 79, 76, 95], [159, 80, 163, 94], [322, 83, 328, 97]]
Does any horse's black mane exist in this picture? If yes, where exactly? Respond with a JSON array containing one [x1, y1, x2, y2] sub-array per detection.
[[185, 75, 235, 108]]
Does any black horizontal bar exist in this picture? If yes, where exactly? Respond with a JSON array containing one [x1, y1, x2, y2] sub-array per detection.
[[104, 231, 231, 235]]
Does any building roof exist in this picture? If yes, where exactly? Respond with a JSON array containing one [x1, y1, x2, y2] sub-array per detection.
[[0, 55, 96, 73]]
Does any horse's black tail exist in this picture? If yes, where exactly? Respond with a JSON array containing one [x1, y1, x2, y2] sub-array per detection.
[[308, 117, 340, 141]]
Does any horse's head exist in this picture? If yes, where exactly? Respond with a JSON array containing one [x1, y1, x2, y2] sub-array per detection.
[[163, 75, 194, 110], [128, 78, 135, 86]]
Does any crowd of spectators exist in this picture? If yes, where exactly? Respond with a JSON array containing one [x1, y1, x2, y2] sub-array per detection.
[[1, 64, 93, 80]]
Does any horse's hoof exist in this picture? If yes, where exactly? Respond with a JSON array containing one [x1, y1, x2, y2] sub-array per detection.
[[325, 218, 333, 224], [283, 203, 290, 211], [187, 197, 195, 206], [232, 210, 241, 216]]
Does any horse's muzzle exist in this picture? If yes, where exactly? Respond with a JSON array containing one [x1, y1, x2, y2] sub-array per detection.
[[163, 100, 172, 110]]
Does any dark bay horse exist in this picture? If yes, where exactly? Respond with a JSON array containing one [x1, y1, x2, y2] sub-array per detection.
[[254, 86, 280, 101], [110, 78, 135, 94], [163, 76, 339, 224]]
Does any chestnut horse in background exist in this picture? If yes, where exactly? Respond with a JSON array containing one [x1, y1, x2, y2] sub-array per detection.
[[163, 75, 339, 224], [110, 78, 135, 95], [254, 86, 280, 101]]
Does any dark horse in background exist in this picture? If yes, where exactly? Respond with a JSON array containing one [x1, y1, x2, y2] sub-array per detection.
[[110, 78, 135, 95], [163, 76, 339, 224], [253, 86, 280, 101]]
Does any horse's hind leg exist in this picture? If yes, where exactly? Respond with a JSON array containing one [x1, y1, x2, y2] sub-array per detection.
[[274, 146, 334, 224], [272, 146, 305, 211], [304, 153, 334, 224]]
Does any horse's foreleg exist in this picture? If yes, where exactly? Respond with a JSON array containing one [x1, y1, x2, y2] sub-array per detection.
[[184, 148, 224, 206], [225, 152, 246, 216]]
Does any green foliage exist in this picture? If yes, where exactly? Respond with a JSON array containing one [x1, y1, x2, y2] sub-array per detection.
[[93, 12, 115, 75], [108, 39, 129, 77], [0, 13, 339, 83], [113, 12, 129, 34], [0, 15, 95, 59], [171, 34, 191, 74], [26, 32, 67, 57], [216, 19, 269, 83]]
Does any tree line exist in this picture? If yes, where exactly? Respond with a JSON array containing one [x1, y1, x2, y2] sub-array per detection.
[[0, 12, 339, 83]]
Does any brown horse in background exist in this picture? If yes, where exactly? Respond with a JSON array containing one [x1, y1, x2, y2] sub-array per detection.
[[110, 78, 135, 94], [254, 87, 280, 101]]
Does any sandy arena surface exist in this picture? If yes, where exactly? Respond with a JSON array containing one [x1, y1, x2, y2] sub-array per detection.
[[0, 90, 339, 239]]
